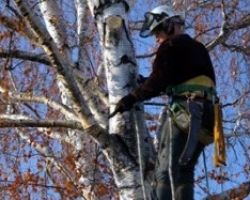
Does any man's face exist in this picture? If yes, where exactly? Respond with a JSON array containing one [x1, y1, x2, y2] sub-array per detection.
[[154, 30, 168, 44]]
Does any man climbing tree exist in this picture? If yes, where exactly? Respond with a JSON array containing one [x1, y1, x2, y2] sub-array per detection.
[[112, 5, 222, 200], [2, 0, 250, 199]]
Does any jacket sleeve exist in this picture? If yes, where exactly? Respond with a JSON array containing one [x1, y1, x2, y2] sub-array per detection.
[[132, 44, 173, 101]]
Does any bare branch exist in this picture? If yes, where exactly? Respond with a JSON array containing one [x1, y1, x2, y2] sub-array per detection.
[[229, 14, 250, 30], [11, 94, 77, 120], [222, 90, 250, 108], [0, 88, 79, 121], [0, 179, 66, 190], [206, 181, 250, 200], [206, 0, 231, 50], [222, 42, 250, 56], [0, 115, 83, 130], [0, 49, 50, 65], [136, 51, 156, 59], [0, 14, 40, 44], [206, 2, 250, 51]]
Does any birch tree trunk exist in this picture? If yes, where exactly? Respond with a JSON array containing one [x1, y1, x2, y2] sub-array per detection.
[[87, 1, 152, 199]]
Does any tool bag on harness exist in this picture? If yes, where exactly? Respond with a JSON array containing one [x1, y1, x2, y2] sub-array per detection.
[[167, 81, 226, 167]]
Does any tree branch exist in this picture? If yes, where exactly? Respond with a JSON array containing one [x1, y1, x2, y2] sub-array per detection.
[[0, 115, 83, 130], [222, 90, 250, 108], [206, 181, 250, 200], [206, 2, 250, 51], [38, 0, 70, 53], [1, 91, 79, 121], [14, 0, 96, 129], [206, 0, 231, 50], [0, 49, 50, 65], [0, 179, 66, 190], [222, 42, 250, 56], [0, 14, 40, 44], [229, 14, 250, 30], [136, 51, 156, 59]]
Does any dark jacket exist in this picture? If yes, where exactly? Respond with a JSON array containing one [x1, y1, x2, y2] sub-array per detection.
[[132, 34, 215, 101]]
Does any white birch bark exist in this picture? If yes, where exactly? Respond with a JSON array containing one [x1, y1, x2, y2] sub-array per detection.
[[37, 0, 84, 152], [38, 0, 70, 55], [75, 0, 93, 77], [74, 0, 108, 129], [37, 0, 75, 107], [87, 1, 150, 199], [38, 2, 102, 198], [12, 2, 99, 199]]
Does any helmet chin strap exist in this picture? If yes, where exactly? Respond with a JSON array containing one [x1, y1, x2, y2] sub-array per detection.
[[166, 22, 175, 35], [162, 16, 185, 36]]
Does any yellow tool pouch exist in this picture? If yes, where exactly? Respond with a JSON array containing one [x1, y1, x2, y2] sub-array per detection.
[[213, 102, 226, 167]]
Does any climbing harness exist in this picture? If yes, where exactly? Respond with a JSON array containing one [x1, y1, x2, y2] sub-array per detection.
[[167, 75, 226, 167]]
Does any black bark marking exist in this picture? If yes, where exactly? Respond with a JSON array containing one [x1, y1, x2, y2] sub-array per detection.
[[103, 21, 107, 46], [116, 55, 136, 66], [122, 19, 133, 45]]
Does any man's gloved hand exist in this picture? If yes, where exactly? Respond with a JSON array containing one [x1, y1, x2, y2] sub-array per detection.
[[109, 94, 136, 118]]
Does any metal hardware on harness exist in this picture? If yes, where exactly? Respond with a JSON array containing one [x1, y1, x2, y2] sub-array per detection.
[[166, 83, 216, 101]]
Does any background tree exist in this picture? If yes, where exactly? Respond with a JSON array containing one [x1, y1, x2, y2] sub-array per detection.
[[0, 0, 249, 199]]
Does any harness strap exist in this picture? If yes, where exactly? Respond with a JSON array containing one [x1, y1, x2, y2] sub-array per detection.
[[168, 84, 216, 97], [166, 75, 217, 99]]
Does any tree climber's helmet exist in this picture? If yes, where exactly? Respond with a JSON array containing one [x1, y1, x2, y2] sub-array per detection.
[[140, 5, 185, 37]]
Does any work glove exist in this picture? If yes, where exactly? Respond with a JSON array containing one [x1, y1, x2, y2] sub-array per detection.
[[109, 94, 136, 118]]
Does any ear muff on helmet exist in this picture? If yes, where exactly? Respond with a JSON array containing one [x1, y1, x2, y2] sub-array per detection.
[[160, 16, 185, 35]]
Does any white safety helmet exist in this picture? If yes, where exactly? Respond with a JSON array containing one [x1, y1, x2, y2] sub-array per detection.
[[140, 5, 185, 37]]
